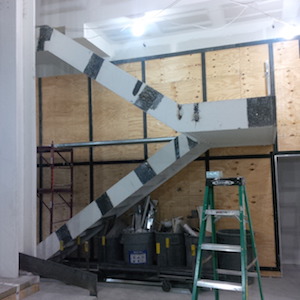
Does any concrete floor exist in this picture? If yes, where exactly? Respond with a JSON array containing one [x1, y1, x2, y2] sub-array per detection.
[[25, 264, 299, 300]]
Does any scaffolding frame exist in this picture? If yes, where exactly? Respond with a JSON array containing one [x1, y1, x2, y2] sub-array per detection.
[[37, 143, 74, 235]]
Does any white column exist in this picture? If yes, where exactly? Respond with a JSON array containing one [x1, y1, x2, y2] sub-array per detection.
[[0, 0, 36, 278], [22, 0, 36, 257]]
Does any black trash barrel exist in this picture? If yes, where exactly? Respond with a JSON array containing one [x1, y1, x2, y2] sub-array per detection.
[[217, 229, 255, 284], [185, 235, 213, 276], [104, 236, 124, 263], [155, 232, 186, 267], [122, 232, 155, 265]]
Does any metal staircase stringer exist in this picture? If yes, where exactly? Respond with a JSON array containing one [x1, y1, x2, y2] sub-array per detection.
[[37, 134, 211, 260]]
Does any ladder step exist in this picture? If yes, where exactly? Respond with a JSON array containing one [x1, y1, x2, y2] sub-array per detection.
[[201, 243, 241, 252], [197, 279, 242, 292], [217, 268, 258, 277], [205, 209, 240, 217]]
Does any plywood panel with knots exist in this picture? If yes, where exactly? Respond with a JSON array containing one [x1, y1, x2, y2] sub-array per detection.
[[210, 158, 276, 268], [273, 40, 300, 70], [274, 41, 300, 151], [42, 74, 89, 162]]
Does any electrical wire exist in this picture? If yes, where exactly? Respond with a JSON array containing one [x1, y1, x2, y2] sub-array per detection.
[[230, 0, 296, 27]]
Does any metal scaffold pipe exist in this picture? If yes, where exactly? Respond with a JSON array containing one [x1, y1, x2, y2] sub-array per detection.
[[54, 137, 175, 148]]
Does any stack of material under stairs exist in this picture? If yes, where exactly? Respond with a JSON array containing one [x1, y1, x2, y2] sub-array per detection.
[[36, 26, 276, 261], [192, 177, 264, 300]]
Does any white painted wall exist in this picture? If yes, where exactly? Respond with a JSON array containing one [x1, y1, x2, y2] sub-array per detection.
[[0, 0, 36, 278]]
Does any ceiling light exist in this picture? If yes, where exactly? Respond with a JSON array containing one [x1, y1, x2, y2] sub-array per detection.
[[131, 18, 146, 37], [130, 11, 159, 37]]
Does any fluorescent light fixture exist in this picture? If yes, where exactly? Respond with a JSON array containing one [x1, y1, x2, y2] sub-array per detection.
[[130, 11, 159, 37], [280, 24, 300, 40], [131, 18, 146, 37]]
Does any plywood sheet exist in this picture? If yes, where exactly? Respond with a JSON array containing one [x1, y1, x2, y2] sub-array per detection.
[[146, 54, 202, 104], [240, 45, 269, 74], [273, 40, 300, 70], [206, 48, 240, 77], [147, 115, 178, 156], [150, 161, 206, 223], [210, 158, 276, 267], [206, 75, 241, 101], [92, 62, 144, 161], [210, 145, 273, 156], [42, 74, 89, 162], [73, 166, 90, 213], [241, 72, 267, 98], [207, 45, 268, 101], [275, 67, 300, 151]]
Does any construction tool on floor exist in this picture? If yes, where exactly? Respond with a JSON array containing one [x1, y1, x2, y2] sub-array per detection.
[[191, 177, 264, 300]]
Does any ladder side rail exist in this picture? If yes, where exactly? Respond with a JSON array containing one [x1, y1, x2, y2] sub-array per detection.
[[191, 185, 210, 300], [210, 186, 219, 300], [210, 185, 220, 300], [243, 186, 264, 300], [239, 185, 248, 300]]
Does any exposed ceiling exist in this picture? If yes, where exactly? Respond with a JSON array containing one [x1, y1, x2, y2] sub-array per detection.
[[36, 0, 300, 75]]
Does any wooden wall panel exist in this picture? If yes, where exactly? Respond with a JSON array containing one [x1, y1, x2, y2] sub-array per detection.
[[145, 54, 202, 155], [273, 40, 300, 70], [240, 45, 268, 98], [207, 45, 268, 101], [145, 54, 202, 103], [274, 40, 300, 151], [206, 48, 241, 101], [210, 158, 276, 267], [150, 161, 206, 223], [92, 62, 144, 161], [42, 74, 89, 162]]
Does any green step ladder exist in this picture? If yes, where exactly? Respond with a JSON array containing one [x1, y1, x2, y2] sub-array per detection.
[[191, 177, 264, 300]]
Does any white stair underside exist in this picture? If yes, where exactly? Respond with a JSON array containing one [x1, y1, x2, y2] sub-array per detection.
[[36, 26, 276, 260]]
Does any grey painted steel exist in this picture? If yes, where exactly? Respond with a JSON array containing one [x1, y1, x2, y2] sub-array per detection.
[[19, 253, 98, 296], [217, 268, 258, 277], [197, 279, 243, 292], [201, 243, 241, 252], [205, 209, 240, 217], [54, 137, 174, 148]]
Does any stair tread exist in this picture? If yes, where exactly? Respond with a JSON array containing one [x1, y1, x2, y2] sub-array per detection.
[[201, 243, 241, 252], [217, 268, 258, 277], [205, 209, 240, 216], [197, 279, 242, 291]]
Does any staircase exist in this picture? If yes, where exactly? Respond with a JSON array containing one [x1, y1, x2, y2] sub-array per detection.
[[36, 26, 276, 261]]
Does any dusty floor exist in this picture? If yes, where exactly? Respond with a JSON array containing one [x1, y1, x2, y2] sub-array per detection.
[[26, 264, 299, 299]]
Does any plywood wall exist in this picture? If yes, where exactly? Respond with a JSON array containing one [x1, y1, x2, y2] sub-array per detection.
[[273, 40, 300, 151], [42, 74, 90, 162], [206, 45, 269, 101], [209, 158, 276, 267]]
